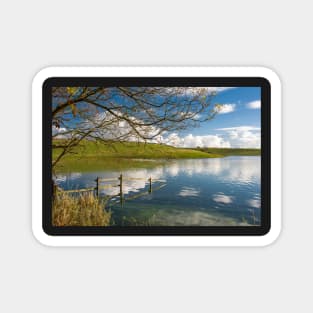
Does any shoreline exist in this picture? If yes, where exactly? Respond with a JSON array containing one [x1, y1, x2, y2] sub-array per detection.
[[54, 154, 261, 173]]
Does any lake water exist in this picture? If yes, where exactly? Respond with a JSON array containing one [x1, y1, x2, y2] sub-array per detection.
[[55, 156, 261, 226]]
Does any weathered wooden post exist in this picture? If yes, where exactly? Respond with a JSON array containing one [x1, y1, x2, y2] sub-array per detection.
[[149, 177, 152, 193], [96, 177, 99, 197], [119, 173, 123, 203]]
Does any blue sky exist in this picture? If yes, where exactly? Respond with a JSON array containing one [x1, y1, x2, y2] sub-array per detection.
[[53, 86, 261, 149], [169, 87, 261, 148], [182, 87, 260, 136]]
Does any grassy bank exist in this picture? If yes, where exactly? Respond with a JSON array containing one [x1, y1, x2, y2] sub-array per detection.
[[55, 157, 169, 172], [194, 147, 261, 156], [53, 140, 222, 171], [53, 140, 219, 159], [53, 140, 260, 172]]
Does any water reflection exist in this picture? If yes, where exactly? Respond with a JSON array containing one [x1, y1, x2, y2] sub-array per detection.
[[246, 198, 261, 208], [178, 187, 200, 197], [152, 211, 252, 226], [56, 157, 260, 196], [212, 193, 233, 204], [56, 156, 261, 226]]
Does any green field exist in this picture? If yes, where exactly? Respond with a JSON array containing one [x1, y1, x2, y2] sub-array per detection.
[[53, 140, 260, 172], [194, 147, 261, 156]]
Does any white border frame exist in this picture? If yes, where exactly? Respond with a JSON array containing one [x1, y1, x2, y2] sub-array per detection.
[[32, 67, 281, 247]]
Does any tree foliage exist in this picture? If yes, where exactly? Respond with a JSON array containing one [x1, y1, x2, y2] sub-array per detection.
[[52, 87, 220, 168]]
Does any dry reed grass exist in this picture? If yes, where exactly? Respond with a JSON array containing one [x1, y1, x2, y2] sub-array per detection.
[[52, 192, 111, 226]]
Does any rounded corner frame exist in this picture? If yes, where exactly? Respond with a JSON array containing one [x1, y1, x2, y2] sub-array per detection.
[[32, 66, 281, 247]]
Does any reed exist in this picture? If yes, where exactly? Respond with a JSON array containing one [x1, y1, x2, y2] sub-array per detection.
[[52, 192, 111, 226]]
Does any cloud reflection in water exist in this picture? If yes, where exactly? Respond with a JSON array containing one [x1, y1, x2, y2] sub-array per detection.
[[178, 187, 200, 197], [55, 156, 261, 226]]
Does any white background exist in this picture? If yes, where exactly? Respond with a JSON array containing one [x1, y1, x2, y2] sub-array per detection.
[[0, 1, 311, 312]]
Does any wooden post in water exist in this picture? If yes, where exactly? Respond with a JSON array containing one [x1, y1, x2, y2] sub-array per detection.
[[149, 177, 152, 193], [96, 177, 99, 198], [119, 173, 123, 203]]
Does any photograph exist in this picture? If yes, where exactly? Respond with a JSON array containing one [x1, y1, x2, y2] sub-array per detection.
[[3, 0, 310, 310], [51, 86, 261, 227]]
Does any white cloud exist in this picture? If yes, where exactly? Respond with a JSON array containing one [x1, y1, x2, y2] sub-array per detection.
[[216, 126, 260, 149], [246, 100, 261, 109], [206, 87, 236, 93], [52, 125, 66, 134], [217, 126, 260, 131], [165, 133, 231, 148], [215, 103, 236, 114], [165, 133, 181, 146], [163, 125, 261, 149], [52, 125, 69, 138], [184, 134, 231, 148], [185, 87, 236, 95]]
